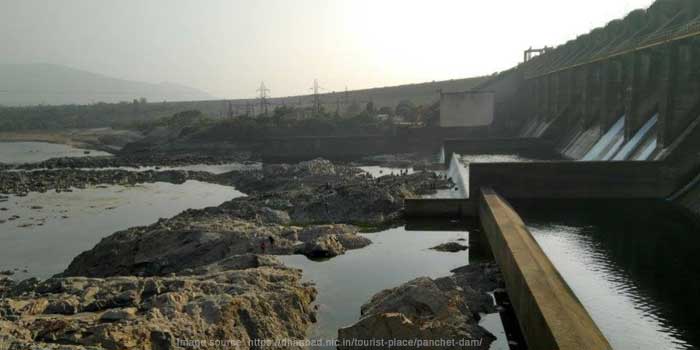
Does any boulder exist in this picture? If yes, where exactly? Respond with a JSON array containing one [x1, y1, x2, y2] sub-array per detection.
[[430, 242, 469, 253], [338, 264, 503, 350], [0, 266, 316, 350]]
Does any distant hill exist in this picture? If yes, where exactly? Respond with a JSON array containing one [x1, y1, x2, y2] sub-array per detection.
[[0, 63, 215, 106], [262, 76, 491, 112]]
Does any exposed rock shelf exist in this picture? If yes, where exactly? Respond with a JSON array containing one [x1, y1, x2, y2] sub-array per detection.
[[338, 263, 503, 350], [0, 169, 217, 196]]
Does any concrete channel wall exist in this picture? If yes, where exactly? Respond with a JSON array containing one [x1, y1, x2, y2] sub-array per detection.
[[479, 187, 611, 350], [404, 198, 475, 218], [260, 127, 492, 162], [469, 161, 678, 199], [442, 138, 556, 165]]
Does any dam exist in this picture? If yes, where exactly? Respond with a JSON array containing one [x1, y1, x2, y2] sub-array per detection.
[[261, 1, 700, 348], [2, 1, 700, 349]]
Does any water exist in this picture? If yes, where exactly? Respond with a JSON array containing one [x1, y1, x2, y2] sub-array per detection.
[[613, 114, 657, 161], [279, 227, 504, 348], [0, 181, 244, 279], [358, 166, 414, 178], [515, 200, 700, 349], [635, 138, 659, 161], [456, 154, 531, 198], [0, 141, 112, 164], [583, 115, 625, 161]]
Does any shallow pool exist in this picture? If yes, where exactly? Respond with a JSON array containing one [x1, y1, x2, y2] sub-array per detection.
[[0, 141, 112, 164], [0, 180, 244, 279]]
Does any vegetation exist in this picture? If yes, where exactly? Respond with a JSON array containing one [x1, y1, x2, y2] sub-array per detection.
[[0, 75, 486, 133]]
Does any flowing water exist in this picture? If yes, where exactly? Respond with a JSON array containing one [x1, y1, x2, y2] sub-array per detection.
[[0, 141, 112, 164], [515, 199, 700, 349]]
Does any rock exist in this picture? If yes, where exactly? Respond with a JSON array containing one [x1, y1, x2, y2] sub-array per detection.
[[338, 264, 503, 350], [0, 270, 13, 276], [0, 266, 316, 350], [62, 217, 370, 277], [298, 235, 346, 258], [430, 242, 469, 252], [100, 307, 138, 321], [0, 169, 217, 196]]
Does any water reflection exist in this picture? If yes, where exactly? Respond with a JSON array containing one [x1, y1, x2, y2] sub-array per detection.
[[0, 141, 112, 164], [515, 199, 700, 349], [0, 181, 244, 279], [279, 227, 470, 348]]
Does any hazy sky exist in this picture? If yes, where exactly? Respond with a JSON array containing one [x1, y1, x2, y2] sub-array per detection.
[[1, 0, 656, 99]]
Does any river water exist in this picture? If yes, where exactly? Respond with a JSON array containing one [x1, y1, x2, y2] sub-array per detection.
[[4, 143, 695, 349], [0, 142, 245, 279], [516, 199, 700, 350], [0, 141, 112, 164], [279, 226, 509, 349], [0, 181, 245, 279]]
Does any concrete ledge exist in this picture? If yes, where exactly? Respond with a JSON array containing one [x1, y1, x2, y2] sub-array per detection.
[[443, 138, 556, 165], [479, 187, 611, 350], [470, 161, 678, 199], [404, 198, 476, 218]]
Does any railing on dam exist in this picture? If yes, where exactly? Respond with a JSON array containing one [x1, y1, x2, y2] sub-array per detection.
[[524, 18, 700, 79], [478, 187, 611, 349]]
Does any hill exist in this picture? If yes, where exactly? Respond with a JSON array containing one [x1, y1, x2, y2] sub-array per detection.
[[0, 63, 215, 106]]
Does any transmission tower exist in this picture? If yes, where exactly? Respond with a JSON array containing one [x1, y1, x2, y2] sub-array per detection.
[[256, 82, 270, 116], [310, 79, 324, 115]]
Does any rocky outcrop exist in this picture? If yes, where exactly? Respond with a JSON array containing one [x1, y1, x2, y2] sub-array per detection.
[[0, 169, 217, 195], [61, 213, 370, 277], [59, 159, 444, 277], [13, 152, 252, 171], [221, 159, 450, 225], [0, 263, 316, 350], [0, 158, 455, 349], [337, 263, 502, 350], [430, 242, 469, 253]]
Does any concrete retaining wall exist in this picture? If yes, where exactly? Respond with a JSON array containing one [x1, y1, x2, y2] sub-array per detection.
[[404, 198, 476, 218], [479, 188, 611, 350], [469, 161, 677, 199], [260, 127, 493, 162], [439, 91, 495, 127], [442, 138, 557, 165]]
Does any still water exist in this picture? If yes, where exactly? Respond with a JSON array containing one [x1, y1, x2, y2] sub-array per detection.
[[516, 200, 700, 350], [0, 181, 244, 279], [0, 141, 112, 164], [279, 226, 508, 349]]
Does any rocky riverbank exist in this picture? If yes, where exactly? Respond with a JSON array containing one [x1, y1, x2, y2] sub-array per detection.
[[0, 169, 217, 195], [9, 152, 252, 170], [62, 159, 447, 277], [0, 259, 316, 350], [0, 159, 480, 349], [338, 263, 503, 350]]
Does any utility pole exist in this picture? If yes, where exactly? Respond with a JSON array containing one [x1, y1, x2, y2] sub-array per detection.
[[256, 82, 270, 116]]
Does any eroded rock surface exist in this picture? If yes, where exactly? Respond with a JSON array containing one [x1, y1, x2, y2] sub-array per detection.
[[0, 169, 217, 195], [0, 159, 453, 349], [0, 263, 315, 350], [430, 242, 469, 253], [337, 263, 502, 350]]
